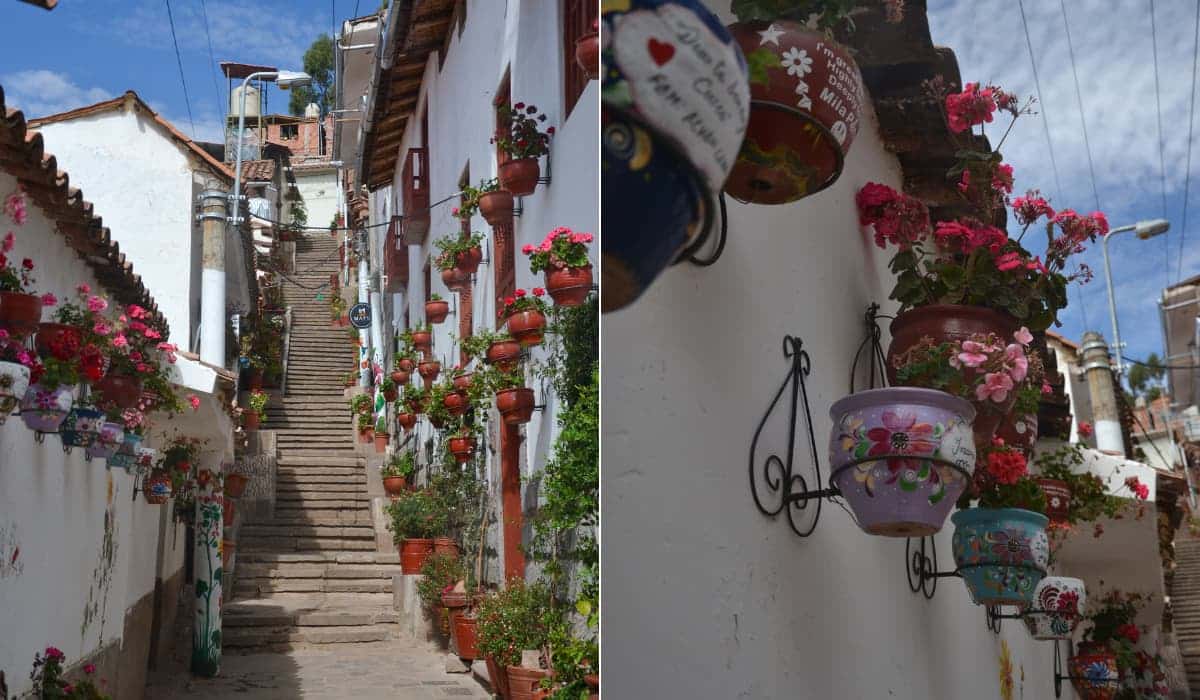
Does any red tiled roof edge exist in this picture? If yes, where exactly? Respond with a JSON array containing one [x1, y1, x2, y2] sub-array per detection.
[[0, 84, 171, 338]]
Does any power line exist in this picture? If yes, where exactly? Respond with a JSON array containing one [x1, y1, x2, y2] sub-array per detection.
[[164, 0, 196, 137], [197, 0, 223, 116], [1123, 355, 1200, 371], [1059, 0, 1101, 212], [1017, 0, 1064, 204], [1150, 0, 1171, 289], [1180, 0, 1200, 283]]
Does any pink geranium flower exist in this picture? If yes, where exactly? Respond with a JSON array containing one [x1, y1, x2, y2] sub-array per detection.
[[995, 251, 1022, 271], [1005, 343, 1029, 382], [87, 295, 108, 312], [975, 372, 1014, 403], [40, 293, 57, 307], [1014, 326, 1033, 345], [956, 340, 990, 368]]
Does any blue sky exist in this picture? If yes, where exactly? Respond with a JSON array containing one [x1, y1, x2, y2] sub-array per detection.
[[1, 0, 372, 142], [928, 0, 1200, 365]]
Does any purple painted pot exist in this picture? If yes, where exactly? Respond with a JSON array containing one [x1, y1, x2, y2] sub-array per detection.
[[86, 421, 126, 460], [19, 383, 74, 433], [829, 387, 977, 537]]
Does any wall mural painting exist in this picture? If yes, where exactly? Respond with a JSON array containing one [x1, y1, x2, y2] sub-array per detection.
[[191, 485, 223, 677], [0, 521, 24, 579]]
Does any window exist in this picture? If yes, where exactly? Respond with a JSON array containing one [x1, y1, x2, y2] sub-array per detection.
[[280, 124, 299, 139], [562, 0, 597, 118]]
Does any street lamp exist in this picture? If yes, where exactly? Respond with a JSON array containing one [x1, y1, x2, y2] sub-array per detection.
[[1101, 218, 1169, 375], [232, 70, 313, 223]]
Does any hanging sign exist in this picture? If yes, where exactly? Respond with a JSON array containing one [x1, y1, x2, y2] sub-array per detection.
[[349, 303, 371, 329]]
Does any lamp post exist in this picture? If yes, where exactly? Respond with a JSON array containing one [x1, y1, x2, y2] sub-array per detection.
[[202, 70, 312, 366], [1100, 218, 1169, 376]]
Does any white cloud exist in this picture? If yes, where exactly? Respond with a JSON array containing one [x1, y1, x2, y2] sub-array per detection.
[[0, 69, 112, 118]]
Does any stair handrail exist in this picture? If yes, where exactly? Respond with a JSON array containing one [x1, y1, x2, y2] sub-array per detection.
[[281, 304, 293, 396]]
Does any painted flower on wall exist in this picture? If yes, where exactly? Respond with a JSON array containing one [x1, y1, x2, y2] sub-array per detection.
[[999, 639, 1014, 700]]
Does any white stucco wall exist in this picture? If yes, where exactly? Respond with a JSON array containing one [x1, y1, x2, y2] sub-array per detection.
[[295, 168, 340, 231], [0, 171, 186, 692], [598, 6, 1086, 696]]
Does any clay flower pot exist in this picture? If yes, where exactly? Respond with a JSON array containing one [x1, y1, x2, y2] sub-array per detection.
[[545, 264, 593, 307], [246, 368, 265, 391], [417, 359, 441, 388], [724, 21, 863, 204], [60, 406, 105, 448], [426, 299, 450, 324], [86, 421, 125, 460], [1023, 576, 1086, 640], [444, 390, 469, 416], [411, 330, 433, 354], [20, 383, 74, 433], [35, 322, 82, 357], [507, 310, 546, 347], [576, 30, 599, 80], [223, 497, 236, 527], [496, 387, 535, 425], [951, 507, 1049, 607], [144, 469, 173, 504], [391, 369, 410, 384], [1068, 642, 1120, 700], [222, 539, 236, 569], [383, 475, 407, 497], [433, 536, 459, 557], [243, 411, 260, 431], [441, 267, 469, 292], [452, 613, 479, 660], [108, 433, 142, 471], [374, 430, 390, 454], [453, 372, 473, 392], [507, 666, 549, 700], [397, 412, 417, 431], [996, 410, 1038, 458], [498, 158, 540, 197], [399, 537, 434, 574], [486, 656, 512, 698], [383, 386, 399, 402], [449, 435, 476, 463], [95, 371, 144, 410], [486, 339, 522, 371], [478, 190, 515, 227], [397, 357, 416, 373], [224, 473, 250, 499], [828, 388, 977, 537], [0, 360, 31, 425], [1036, 478, 1071, 524], [887, 305, 1020, 444], [455, 247, 483, 277], [0, 291, 42, 336]]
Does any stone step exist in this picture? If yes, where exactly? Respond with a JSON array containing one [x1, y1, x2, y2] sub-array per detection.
[[269, 512, 373, 526], [276, 484, 366, 495], [279, 454, 362, 466], [236, 562, 402, 580], [222, 624, 397, 648], [239, 537, 377, 552], [237, 552, 400, 565], [274, 498, 368, 509], [242, 523, 375, 537], [234, 578, 395, 594]]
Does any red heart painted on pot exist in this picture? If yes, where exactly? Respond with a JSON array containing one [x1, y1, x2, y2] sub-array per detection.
[[647, 38, 675, 66]]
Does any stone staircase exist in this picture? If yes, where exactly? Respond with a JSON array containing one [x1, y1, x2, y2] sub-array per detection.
[[224, 234, 401, 649], [1172, 538, 1200, 691]]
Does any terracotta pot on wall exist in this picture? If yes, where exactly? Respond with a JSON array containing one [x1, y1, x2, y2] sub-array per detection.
[[0, 291, 42, 336], [374, 430, 390, 453], [442, 267, 470, 292], [498, 158, 540, 197], [453, 372, 473, 392], [478, 191, 515, 226], [383, 386, 399, 402], [448, 435, 476, 463], [243, 411, 260, 432], [35, 323, 82, 358], [545, 265, 593, 307], [486, 339, 523, 372], [391, 369, 409, 384], [95, 371, 144, 409], [399, 538, 434, 574], [397, 412, 417, 431], [496, 388, 535, 425], [426, 299, 450, 324], [456, 247, 483, 277], [575, 26, 599, 80], [506, 666, 549, 700], [444, 390, 469, 416], [397, 357, 416, 373], [417, 359, 441, 389], [224, 473, 249, 499], [433, 536, 459, 557], [383, 476, 407, 497], [506, 311, 546, 347], [411, 330, 433, 354], [724, 21, 864, 204]]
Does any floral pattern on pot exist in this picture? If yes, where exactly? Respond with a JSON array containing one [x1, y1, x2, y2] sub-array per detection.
[[828, 388, 976, 537], [60, 407, 105, 447], [85, 421, 125, 460], [950, 507, 1049, 607], [109, 433, 143, 472], [19, 383, 74, 433], [1022, 576, 1085, 640], [1069, 643, 1119, 700], [0, 360, 30, 425]]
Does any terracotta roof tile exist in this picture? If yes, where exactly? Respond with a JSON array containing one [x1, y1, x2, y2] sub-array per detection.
[[240, 159, 276, 182], [0, 84, 170, 337]]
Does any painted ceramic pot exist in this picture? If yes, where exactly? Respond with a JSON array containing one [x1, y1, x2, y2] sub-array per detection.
[[951, 507, 1049, 607], [133, 447, 157, 477], [0, 360, 31, 425], [60, 407, 105, 447], [426, 299, 450, 324], [400, 538, 434, 574], [1037, 478, 1072, 525], [496, 387, 535, 425], [887, 305, 1021, 444], [20, 383, 74, 433], [1068, 642, 1120, 700], [85, 422, 125, 460], [1127, 651, 1170, 700], [601, 1, 749, 312], [109, 433, 143, 471], [829, 388, 977, 537], [1022, 576, 1085, 640], [724, 21, 863, 204], [0, 291, 42, 336], [144, 469, 173, 505], [996, 411, 1038, 457]]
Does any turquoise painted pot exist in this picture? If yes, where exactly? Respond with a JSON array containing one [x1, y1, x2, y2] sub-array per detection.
[[109, 433, 143, 472], [951, 507, 1049, 607]]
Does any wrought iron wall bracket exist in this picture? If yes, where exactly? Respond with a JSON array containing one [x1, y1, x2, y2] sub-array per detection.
[[1052, 640, 1103, 698], [748, 335, 830, 538]]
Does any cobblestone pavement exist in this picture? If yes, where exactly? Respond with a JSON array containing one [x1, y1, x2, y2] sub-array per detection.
[[144, 639, 491, 699]]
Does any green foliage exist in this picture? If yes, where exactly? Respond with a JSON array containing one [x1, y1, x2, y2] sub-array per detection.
[[975, 475, 1046, 513], [416, 552, 465, 611], [247, 389, 269, 421], [1034, 443, 1124, 524], [475, 580, 553, 668], [351, 393, 372, 415], [1081, 590, 1151, 675], [1127, 353, 1166, 400], [382, 450, 417, 479], [385, 490, 446, 542], [428, 451, 484, 543], [433, 232, 485, 270], [542, 300, 598, 406], [288, 34, 334, 116], [459, 329, 514, 361]]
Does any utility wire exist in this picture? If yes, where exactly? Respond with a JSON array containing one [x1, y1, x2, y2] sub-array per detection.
[[164, 0, 196, 137], [1059, 0, 1101, 212], [197, 0, 223, 116], [1123, 355, 1200, 371], [1150, 0, 1172, 289], [1181, 0, 1200, 283], [245, 190, 464, 232], [1018, 0, 1064, 204]]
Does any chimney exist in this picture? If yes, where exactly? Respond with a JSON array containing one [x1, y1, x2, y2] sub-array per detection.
[[1081, 331, 1125, 454]]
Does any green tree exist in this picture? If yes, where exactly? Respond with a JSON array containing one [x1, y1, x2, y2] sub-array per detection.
[[1127, 352, 1166, 400], [288, 34, 334, 116]]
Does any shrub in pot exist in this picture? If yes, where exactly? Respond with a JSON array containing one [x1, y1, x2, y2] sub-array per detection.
[[827, 387, 977, 537], [0, 227, 43, 336], [381, 451, 416, 497], [1068, 590, 1149, 699], [435, 232, 485, 280], [475, 178, 514, 227], [426, 293, 450, 324], [500, 289, 549, 347], [386, 490, 446, 574], [417, 553, 466, 636], [374, 416, 390, 454], [950, 442, 1049, 607], [523, 227, 593, 308], [243, 389, 268, 432], [356, 411, 374, 442], [466, 330, 520, 371], [20, 356, 77, 433], [1032, 443, 1124, 528], [0, 333, 34, 424], [491, 368, 535, 425], [403, 385, 429, 415], [381, 375, 399, 402], [495, 102, 554, 196], [476, 581, 550, 699]]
